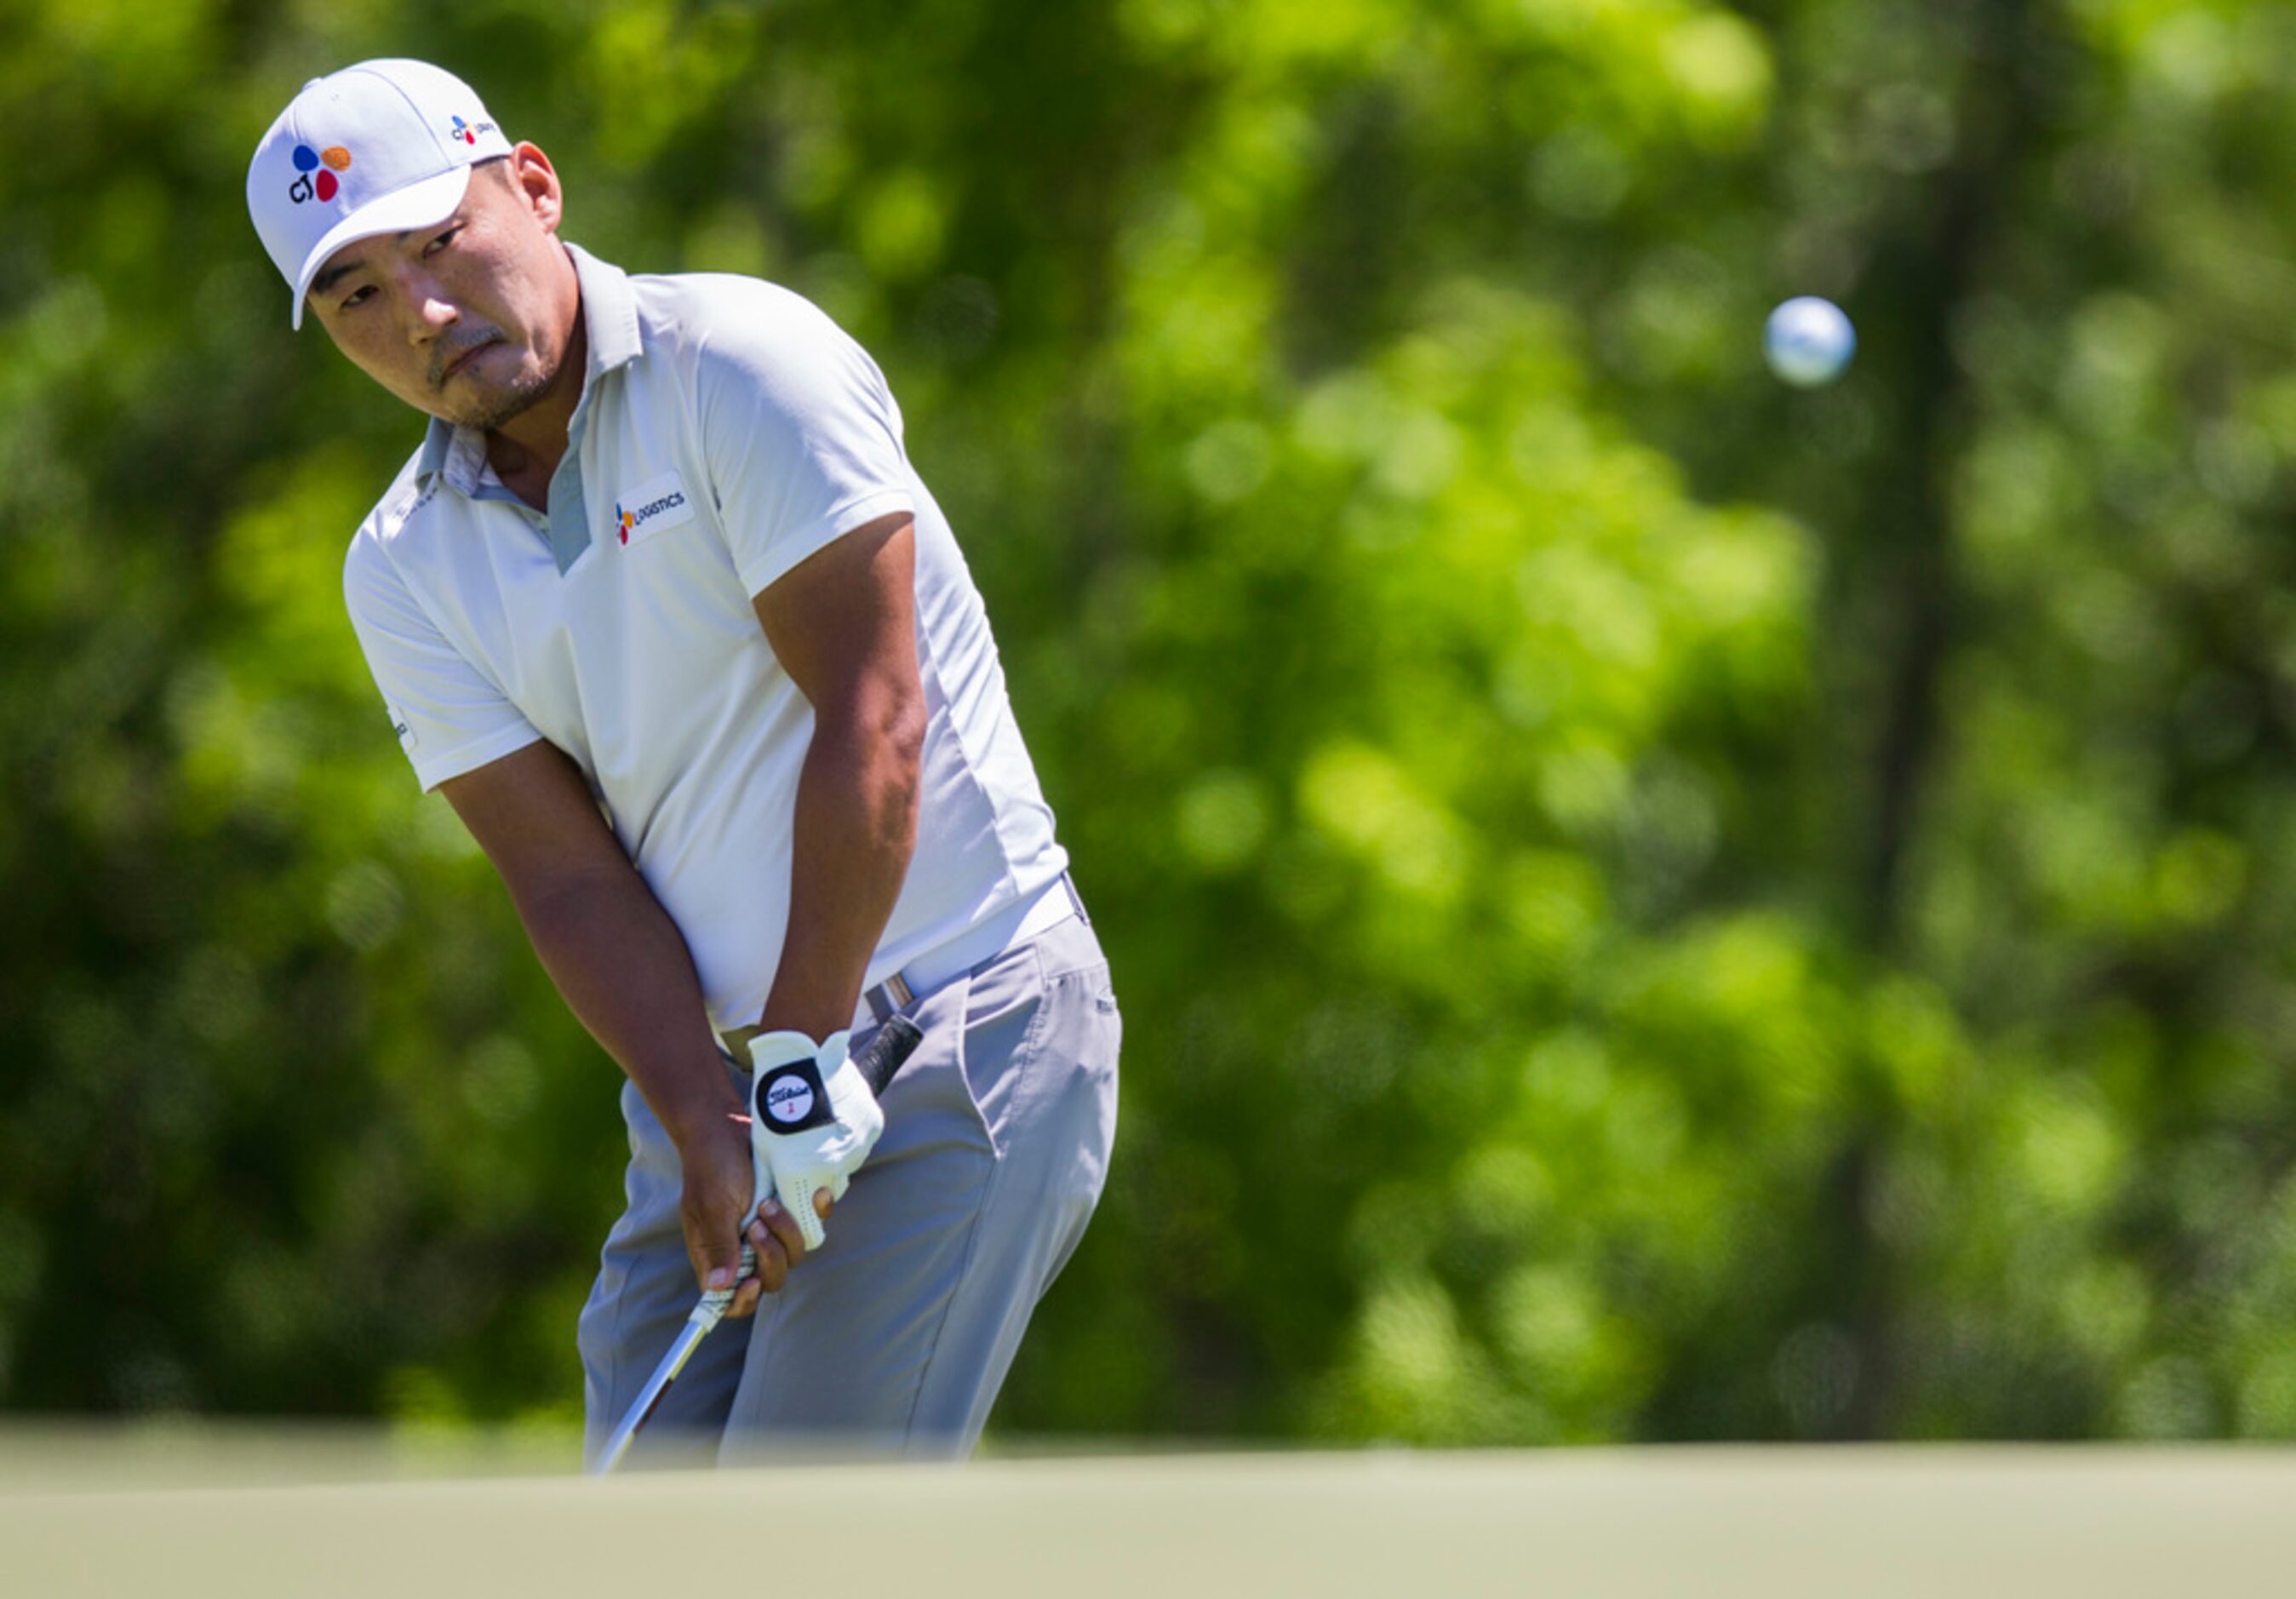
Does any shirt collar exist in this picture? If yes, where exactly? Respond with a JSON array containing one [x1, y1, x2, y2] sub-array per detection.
[[566, 241, 643, 377], [414, 240, 642, 496]]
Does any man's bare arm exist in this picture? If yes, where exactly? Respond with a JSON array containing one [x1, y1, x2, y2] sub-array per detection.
[[440, 740, 733, 1138], [438, 740, 809, 1313], [750, 511, 926, 1039]]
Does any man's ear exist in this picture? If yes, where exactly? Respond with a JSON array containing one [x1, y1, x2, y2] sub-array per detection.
[[506, 142, 564, 234]]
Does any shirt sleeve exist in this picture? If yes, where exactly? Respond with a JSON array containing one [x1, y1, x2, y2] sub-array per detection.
[[696, 284, 918, 598], [343, 533, 543, 792]]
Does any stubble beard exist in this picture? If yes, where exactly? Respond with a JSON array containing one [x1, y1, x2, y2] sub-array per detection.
[[448, 351, 560, 433]]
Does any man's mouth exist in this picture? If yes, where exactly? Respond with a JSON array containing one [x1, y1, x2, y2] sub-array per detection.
[[438, 339, 500, 386]]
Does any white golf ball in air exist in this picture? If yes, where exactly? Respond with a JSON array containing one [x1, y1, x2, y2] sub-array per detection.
[[1764, 295, 1856, 387]]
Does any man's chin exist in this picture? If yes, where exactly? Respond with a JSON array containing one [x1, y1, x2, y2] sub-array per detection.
[[444, 364, 555, 433]]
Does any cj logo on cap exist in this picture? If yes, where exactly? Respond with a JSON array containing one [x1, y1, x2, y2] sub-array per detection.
[[449, 114, 495, 146], [289, 144, 352, 204]]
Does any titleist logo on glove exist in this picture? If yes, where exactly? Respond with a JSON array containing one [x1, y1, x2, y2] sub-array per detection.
[[755, 1059, 835, 1132], [744, 1026, 890, 1252]]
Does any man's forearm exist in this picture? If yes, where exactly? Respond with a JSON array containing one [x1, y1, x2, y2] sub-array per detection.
[[759, 704, 924, 1039], [512, 866, 743, 1149]]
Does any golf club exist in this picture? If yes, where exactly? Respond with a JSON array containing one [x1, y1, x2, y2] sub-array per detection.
[[592, 1014, 925, 1474]]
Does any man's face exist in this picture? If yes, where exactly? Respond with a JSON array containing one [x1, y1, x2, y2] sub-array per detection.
[[305, 146, 580, 433]]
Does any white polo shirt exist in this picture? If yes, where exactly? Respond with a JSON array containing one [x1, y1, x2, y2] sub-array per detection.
[[343, 243, 1068, 1032]]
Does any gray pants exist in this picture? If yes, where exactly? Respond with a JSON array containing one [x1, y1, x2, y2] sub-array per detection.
[[578, 913, 1120, 1467]]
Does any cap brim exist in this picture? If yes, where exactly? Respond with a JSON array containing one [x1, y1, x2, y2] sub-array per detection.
[[289, 164, 475, 330]]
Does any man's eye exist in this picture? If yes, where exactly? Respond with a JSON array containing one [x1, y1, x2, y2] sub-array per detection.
[[341, 286, 374, 310], [424, 226, 462, 256]]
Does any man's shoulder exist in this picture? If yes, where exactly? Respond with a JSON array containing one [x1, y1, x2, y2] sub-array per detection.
[[342, 444, 441, 591], [630, 266, 827, 326], [629, 268, 858, 370]]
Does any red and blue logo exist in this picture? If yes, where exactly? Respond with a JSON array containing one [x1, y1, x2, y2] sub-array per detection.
[[289, 143, 352, 204], [449, 115, 478, 146], [615, 486, 688, 547]]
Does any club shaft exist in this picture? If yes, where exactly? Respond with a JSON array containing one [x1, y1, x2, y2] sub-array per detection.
[[593, 1016, 925, 1474], [590, 1311, 716, 1476]]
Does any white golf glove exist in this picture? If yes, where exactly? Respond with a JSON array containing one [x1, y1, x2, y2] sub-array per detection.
[[745, 1028, 886, 1251]]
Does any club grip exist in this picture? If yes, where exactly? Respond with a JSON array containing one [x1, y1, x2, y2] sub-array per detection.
[[854, 1014, 925, 1097]]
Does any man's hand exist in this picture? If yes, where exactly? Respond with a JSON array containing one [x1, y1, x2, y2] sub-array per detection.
[[674, 1109, 830, 1318], [747, 1029, 886, 1250], [439, 738, 834, 1312]]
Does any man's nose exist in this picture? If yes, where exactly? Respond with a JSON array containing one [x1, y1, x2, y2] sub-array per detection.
[[407, 279, 460, 340]]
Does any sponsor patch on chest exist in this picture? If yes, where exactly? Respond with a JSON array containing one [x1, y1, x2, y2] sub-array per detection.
[[610, 471, 696, 550]]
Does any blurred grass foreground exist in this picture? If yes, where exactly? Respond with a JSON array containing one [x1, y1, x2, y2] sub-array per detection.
[[10, 0, 2296, 1453], [7, 1438, 2296, 1598]]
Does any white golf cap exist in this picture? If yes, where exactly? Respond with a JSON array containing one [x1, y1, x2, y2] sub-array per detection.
[[247, 60, 513, 330]]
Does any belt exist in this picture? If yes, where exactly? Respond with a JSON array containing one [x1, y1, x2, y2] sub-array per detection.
[[719, 872, 1085, 1059], [857, 871, 1085, 1027]]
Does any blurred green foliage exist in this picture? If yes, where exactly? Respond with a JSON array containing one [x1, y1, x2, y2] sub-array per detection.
[[6, 0, 2296, 1446]]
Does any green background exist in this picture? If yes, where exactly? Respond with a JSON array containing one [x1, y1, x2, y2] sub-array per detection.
[[6, 0, 2296, 1445]]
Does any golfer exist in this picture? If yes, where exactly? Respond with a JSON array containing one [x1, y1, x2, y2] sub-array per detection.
[[246, 60, 1119, 1465]]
